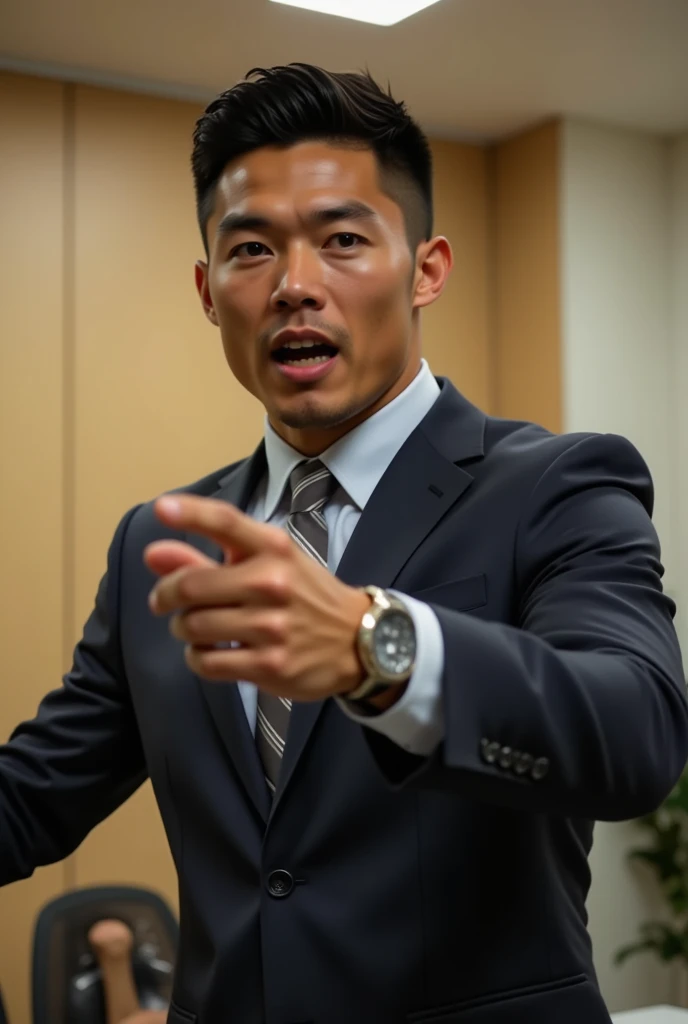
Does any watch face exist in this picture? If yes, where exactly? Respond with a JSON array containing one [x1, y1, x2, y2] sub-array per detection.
[[373, 610, 416, 677]]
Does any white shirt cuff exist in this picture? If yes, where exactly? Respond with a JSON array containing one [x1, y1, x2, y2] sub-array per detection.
[[336, 593, 445, 756]]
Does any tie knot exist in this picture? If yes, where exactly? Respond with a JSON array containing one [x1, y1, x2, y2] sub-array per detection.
[[288, 459, 335, 515]]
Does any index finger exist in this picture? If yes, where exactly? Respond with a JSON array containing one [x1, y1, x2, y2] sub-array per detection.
[[154, 494, 288, 559]]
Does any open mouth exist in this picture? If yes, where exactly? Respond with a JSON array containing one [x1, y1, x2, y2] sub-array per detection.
[[271, 341, 339, 367]]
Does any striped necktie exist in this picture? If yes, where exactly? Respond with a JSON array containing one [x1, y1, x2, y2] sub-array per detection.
[[256, 459, 336, 793]]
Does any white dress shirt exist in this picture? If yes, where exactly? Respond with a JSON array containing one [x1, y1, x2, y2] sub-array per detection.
[[237, 359, 445, 756]]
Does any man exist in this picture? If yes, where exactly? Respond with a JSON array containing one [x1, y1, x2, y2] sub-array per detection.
[[1, 63, 686, 1024]]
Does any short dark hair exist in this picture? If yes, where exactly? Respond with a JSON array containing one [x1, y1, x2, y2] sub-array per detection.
[[191, 63, 433, 256]]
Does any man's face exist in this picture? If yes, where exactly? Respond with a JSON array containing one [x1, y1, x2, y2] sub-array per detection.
[[196, 141, 450, 454]]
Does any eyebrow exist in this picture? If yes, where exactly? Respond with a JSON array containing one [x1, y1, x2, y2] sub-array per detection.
[[215, 201, 379, 239]]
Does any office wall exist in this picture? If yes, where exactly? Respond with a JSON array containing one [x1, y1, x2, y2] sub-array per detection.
[[672, 135, 688, 652], [492, 121, 563, 432], [426, 140, 491, 405], [0, 72, 68, 1024], [0, 72, 494, 1024], [561, 118, 677, 1014]]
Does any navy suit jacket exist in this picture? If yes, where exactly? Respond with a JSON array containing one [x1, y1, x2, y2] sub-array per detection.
[[2, 378, 687, 1024]]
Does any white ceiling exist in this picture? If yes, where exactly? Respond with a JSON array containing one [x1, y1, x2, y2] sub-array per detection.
[[2, 0, 687, 140]]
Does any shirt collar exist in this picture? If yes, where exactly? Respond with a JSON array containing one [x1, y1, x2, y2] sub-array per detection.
[[262, 359, 440, 519]]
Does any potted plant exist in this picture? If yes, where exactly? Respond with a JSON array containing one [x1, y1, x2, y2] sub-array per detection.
[[615, 766, 688, 1005]]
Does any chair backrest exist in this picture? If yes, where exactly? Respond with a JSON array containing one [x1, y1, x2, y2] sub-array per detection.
[[32, 885, 178, 1024]]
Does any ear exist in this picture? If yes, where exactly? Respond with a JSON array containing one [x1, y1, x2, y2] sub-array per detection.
[[195, 260, 219, 326], [412, 236, 453, 311]]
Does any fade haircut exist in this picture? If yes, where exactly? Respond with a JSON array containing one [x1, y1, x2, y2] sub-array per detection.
[[191, 63, 434, 256]]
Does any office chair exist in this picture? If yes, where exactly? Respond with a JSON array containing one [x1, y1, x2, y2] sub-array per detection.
[[32, 885, 178, 1024]]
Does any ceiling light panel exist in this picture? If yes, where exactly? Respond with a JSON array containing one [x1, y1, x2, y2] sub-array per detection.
[[269, 0, 445, 28]]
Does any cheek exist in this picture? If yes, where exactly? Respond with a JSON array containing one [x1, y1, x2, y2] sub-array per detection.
[[343, 273, 412, 346], [213, 272, 257, 329], [212, 274, 263, 370]]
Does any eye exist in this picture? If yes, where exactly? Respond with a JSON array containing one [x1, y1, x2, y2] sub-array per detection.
[[230, 241, 271, 260], [325, 233, 366, 251]]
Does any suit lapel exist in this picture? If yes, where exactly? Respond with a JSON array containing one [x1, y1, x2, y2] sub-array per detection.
[[271, 380, 487, 814], [336, 431, 473, 588], [338, 380, 485, 587], [187, 444, 273, 824]]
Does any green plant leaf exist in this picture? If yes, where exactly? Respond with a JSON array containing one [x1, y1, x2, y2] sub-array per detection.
[[641, 922, 684, 961], [664, 879, 688, 916], [629, 847, 682, 883], [664, 776, 688, 814], [616, 764, 688, 971], [615, 939, 661, 966]]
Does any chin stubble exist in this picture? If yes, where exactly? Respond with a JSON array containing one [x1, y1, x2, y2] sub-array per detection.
[[278, 400, 361, 431]]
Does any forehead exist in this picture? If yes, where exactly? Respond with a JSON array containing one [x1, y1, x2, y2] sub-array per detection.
[[212, 141, 398, 219]]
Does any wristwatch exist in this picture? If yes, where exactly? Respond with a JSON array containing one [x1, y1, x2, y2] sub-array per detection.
[[347, 586, 417, 705]]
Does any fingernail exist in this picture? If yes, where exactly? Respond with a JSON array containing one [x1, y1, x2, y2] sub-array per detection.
[[158, 496, 181, 519]]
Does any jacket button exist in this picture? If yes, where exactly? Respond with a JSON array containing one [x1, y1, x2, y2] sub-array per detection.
[[480, 739, 501, 764], [531, 757, 550, 781], [267, 870, 294, 899], [513, 752, 534, 776], [498, 746, 513, 769]]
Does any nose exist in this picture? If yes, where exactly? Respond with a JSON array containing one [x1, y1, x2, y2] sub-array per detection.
[[270, 243, 326, 312]]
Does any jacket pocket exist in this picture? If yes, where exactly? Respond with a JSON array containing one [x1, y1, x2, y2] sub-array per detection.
[[167, 1000, 197, 1024], [407, 973, 610, 1023], [409, 572, 487, 612]]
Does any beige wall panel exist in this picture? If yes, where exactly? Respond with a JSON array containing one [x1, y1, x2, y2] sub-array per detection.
[[426, 141, 492, 411], [70, 86, 264, 908], [493, 121, 563, 433], [0, 73, 67, 1024]]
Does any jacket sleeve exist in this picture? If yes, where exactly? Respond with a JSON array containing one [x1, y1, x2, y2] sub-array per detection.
[[364, 433, 688, 822], [0, 505, 147, 886]]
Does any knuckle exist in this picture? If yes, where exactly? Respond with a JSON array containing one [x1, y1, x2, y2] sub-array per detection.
[[261, 647, 288, 678], [271, 528, 292, 555], [271, 567, 293, 600], [182, 610, 205, 642], [177, 572, 199, 602], [256, 566, 292, 602], [204, 659, 227, 681], [191, 647, 223, 680], [262, 611, 288, 643], [220, 501, 237, 524]]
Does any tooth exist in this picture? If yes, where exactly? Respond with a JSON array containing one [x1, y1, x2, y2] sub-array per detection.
[[286, 355, 330, 367]]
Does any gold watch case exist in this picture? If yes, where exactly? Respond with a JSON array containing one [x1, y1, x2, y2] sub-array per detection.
[[348, 585, 417, 702]]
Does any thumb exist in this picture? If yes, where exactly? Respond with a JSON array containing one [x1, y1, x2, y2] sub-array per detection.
[[143, 539, 219, 578]]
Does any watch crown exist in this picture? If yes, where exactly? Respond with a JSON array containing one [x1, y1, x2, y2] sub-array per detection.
[[361, 609, 378, 630]]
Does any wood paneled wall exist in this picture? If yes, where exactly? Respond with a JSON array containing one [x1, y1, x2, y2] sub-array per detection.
[[424, 140, 491, 406], [491, 121, 563, 433], [0, 71, 561, 1024], [0, 73, 68, 1024]]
